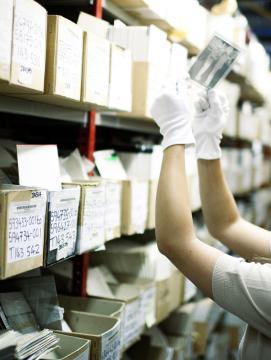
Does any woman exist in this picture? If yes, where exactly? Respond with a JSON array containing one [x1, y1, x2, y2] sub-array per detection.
[[150, 80, 271, 359]]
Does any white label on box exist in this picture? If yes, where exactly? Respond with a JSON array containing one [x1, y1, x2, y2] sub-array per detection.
[[94, 150, 128, 181], [86, 34, 110, 105], [18, 64, 32, 85], [7, 192, 46, 263], [101, 320, 121, 360], [57, 24, 82, 99], [109, 46, 132, 112], [0, 0, 12, 74], [80, 185, 105, 252], [13, 0, 46, 79], [123, 300, 142, 347], [141, 286, 156, 328], [131, 182, 148, 234], [49, 189, 80, 261], [105, 182, 121, 240]]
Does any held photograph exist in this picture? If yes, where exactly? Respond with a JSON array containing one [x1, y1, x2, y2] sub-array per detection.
[[189, 34, 240, 89]]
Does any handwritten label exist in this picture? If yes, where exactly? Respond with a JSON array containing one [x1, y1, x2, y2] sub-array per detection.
[[57, 25, 83, 99], [105, 182, 121, 240], [80, 185, 105, 253], [49, 189, 80, 261], [0, 0, 13, 76], [123, 300, 142, 348], [101, 320, 121, 360], [141, 286, 156, 328], [18, 64, 32, 85], [86, 34, 110, 104], [13, 0, 46, 83], [131, 182, 148, 234], [7, 193, 46, 263]]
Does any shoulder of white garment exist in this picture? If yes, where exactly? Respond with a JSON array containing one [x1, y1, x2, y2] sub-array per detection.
[[212, 251, 271, 339]]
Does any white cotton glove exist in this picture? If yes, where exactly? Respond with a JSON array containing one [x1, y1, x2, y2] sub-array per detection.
[[150, 81, 195, 150], [193, 89, 229, 159]]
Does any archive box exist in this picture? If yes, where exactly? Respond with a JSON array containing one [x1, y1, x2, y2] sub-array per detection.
[[0, 185, 47, 279], [61, 312, 121, 360], [0, 0, 47, 93], [63, 180, 105, 254], [108, 44, 132, 112], [45, 187, 80, 266], [58, 295, 125, 321], [41, 333, 90, 360], [104, 179, 122, 241], [121, 179, 149, 235], [0, 0, 13, 82], [81, 31, 110, 108], [45, 15, 83, 101], [147, 180, 158, 230], [86, 269, 144, 351]]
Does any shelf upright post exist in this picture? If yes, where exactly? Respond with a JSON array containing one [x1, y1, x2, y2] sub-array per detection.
[[72, 0, 103, 297]]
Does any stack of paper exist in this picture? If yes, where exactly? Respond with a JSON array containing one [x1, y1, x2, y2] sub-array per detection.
[[0, 292, 40, 334], [0, 329, 59, 360]]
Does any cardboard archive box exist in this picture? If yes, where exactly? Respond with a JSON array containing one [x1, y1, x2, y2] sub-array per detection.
[[115, 275, 156, 329], [237, 102, 259, 141], [45, 15, 83, 101], [127, 61, 163, 118], [59, 295, 125, 354], [104, 179, 122, 241], [156, 271, 184, 324], [87, 270, 144, 351], [117, 145, 163, 180], [45, 187, 80, 266], [63, 180, 105, 254], [41, 333, 90, 360], [58, 295, 125, 320], [0, 0, 13, 82], [0, 0, 47, 93], [219, 80, 240, 138], [81, 31, 110, 108], [0, 185, 47, 279], [109, 44, 132, 112], [121, 179, 149, 235], [60, 312, 121, 360], [162, 299, 224, 357]]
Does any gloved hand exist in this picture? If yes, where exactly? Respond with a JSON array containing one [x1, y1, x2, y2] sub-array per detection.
[[150, 80, 195, 150], [193, 89, 229, 159]]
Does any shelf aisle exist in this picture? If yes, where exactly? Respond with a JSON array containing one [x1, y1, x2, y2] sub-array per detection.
[[0, 0, 271, 359]]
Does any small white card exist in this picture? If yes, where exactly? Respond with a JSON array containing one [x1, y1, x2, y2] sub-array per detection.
[[94, 149, 128, 180], [17, 145, 62, 191]]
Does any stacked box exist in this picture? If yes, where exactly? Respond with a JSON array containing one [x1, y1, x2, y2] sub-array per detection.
[[0, 185, 47, 279]]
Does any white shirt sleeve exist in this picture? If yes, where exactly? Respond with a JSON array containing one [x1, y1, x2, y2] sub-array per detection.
[[212, 252, 271, 338]]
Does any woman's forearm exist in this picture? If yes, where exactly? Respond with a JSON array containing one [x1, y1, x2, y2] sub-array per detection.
[[198, 159, 271, 260], [156, 145, 195, 256], [156, 146, 222, 297], [197, 159, 240, 237]]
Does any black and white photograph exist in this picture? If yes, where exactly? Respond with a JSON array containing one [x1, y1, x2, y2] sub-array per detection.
[[189, 35, 240, 89]]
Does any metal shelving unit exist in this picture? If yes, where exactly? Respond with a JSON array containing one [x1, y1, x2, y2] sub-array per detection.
[[103, 0, 141, 25], [96, 113, 159, 134], [0, 95, 88, 124]]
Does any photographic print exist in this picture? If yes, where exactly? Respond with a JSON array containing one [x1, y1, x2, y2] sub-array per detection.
[[189, 35, 240, 89]]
